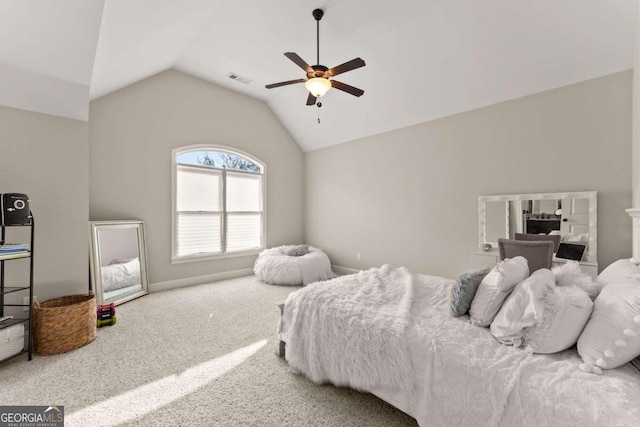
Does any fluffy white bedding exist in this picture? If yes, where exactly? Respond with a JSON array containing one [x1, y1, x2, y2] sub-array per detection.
[[282, 265, 415, 390], [281, 269, 640, 427]]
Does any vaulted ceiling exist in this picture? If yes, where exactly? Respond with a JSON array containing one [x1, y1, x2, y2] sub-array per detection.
[[0, 0, 636, 151]]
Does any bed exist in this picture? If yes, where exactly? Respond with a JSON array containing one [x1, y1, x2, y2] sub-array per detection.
[[279, 265, 640, 427]]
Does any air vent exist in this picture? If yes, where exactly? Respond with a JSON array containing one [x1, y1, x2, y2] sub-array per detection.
[[227, 73, 252, 85]]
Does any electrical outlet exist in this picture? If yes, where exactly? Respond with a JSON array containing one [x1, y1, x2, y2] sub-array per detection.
[[356, 253, 361, 261], [23, 296, 35, 311]]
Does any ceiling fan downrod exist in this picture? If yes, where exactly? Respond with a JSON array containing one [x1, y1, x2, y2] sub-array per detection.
[[313, 9, 323, 66]]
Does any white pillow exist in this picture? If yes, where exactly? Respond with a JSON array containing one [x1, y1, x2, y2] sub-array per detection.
[[524, 286, 592, 354], [577, 280, 640, 374], [552, 261, 602, 300], [469, 256, 529, 327], [490, 268, 555, 347], [596, 259, 640, 286]]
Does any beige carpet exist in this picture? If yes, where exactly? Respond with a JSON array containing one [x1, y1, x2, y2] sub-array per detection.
[[0, 275, 417, 426]]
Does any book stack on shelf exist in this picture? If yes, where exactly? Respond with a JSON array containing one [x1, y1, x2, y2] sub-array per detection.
[[0, 243, 30, 260]]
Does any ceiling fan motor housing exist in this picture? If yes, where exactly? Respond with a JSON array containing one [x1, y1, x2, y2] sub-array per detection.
[[308, 65, 329, 79]]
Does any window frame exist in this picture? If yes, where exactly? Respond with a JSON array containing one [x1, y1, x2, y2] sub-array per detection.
[[171, 144, 267, 264]]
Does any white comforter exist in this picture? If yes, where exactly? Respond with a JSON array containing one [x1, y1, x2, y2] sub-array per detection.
[[283, 265, 415, 390], [282, 268, 640, 427]]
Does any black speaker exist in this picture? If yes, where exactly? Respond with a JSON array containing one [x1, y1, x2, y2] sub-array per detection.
[[0, 193, 31, 226]]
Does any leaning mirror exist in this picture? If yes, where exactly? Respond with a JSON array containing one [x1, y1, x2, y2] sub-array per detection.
[[89, 220, 149, 306]]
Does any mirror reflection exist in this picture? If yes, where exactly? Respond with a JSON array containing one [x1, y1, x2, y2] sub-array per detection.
[[90, 221, 149, 305], [478, 191, 597, 262], [484, 200, 507, 246]]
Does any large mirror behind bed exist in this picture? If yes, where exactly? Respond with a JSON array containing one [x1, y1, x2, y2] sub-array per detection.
[[478, 191, 597, 263], [89, 220, 149, 306]]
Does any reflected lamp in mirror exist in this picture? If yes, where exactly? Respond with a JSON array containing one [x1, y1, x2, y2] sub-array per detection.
[[477, 191, 597, 263], [89, 220, 150, 306]]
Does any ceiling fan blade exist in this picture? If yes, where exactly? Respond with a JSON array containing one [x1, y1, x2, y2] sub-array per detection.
[[284, 52, 313, 73], [265, 78, 306, 89], [331, 80, 364, 97], [328, 58, 366, 77], [306, 93, 317, 106]]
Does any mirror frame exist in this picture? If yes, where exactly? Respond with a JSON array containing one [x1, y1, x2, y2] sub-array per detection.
[[478, 191, 597, 262], [89, 220, 150, 306]]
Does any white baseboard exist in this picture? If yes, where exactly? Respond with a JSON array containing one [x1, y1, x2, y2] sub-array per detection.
[[149, 268, 254, 293], [332, 265, 359, 275]]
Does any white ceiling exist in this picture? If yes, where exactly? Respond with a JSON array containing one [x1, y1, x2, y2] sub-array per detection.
[[0, 0, 637, 151]]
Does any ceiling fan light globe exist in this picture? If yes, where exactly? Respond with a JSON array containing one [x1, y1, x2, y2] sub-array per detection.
[[305, 77, 331, 97]]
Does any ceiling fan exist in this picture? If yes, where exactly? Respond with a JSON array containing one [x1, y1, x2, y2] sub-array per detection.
[[265, 8, 366, 106]]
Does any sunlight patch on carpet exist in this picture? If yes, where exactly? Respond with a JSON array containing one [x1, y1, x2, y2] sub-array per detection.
[[66, 339, 267, 426]]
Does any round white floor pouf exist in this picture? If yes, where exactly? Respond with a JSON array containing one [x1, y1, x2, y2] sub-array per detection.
[[254, 245, 336, 286]]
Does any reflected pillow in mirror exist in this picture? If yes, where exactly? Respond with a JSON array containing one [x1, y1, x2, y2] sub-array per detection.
[[469, 256, 529, 327], [490, 268, 555, 347], [523, 286, 592, 354], [109, 257, 135, 266], [561, 233, 589, 243], [450, 268, 491, 317]]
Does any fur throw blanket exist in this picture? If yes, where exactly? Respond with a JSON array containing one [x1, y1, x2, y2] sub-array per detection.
[[282, 265, 416, 390]]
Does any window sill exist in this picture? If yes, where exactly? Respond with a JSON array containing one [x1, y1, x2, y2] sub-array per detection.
[[171, 248, 263, 264]]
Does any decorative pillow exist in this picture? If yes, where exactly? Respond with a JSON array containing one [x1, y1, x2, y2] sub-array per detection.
[[577, 281, 640, 374], [469, 256, 529, 327], [450, 268, 491, 317], [490, 268, 555, 347], [595, 259, 640, 286], [552, 261, 602, 300], [523, 286, 592, 354], [282, 245, 310, 257]]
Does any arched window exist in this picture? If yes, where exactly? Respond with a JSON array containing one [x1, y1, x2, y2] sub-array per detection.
[[171, 145, 265, 262]]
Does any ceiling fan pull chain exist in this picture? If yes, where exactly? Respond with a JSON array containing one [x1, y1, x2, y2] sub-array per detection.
[[317, 101, 322, 124]]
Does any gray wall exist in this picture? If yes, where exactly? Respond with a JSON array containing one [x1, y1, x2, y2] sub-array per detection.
[[0, 106, 89, 302], [89, 70, 304, 285], [305, 71, 632, 279]]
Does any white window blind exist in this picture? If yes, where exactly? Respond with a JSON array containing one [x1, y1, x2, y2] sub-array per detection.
[[177, 165, 222, 211], [177, 212, 222, 256], [176, 165, 223, 256], [174, 157, 264, 260], [226, 213, 262, 252], [226, 172, 263, 252]]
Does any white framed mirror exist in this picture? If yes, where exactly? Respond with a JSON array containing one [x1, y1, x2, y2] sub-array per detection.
[[478, 191, 597, 263], [89, 220, 149, 306]]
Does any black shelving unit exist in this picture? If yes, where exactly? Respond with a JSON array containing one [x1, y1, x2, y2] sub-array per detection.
[[0, 214, 34, 362]]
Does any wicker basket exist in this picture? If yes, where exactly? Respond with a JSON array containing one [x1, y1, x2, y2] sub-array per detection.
[[33, 294, 96, 355]]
